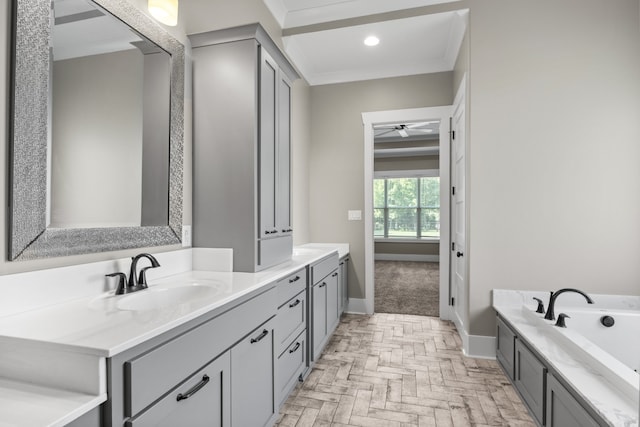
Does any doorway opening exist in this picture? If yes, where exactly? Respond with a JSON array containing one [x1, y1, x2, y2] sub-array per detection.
[[362, 106, 452, 320]]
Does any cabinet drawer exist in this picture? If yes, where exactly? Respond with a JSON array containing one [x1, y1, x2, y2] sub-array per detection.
[[276, 330, 306, 406], [276, 290, 306, 354], [276, 268, 307, 308], [125, 287, 276, 416], [311, 253, 338, 285], [126, 352, 230, 427], [515, 339, 546, 426], [496, 315, 516, 380]]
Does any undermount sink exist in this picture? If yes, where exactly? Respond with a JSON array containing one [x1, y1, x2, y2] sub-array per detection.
[[117, 285, 218, 311], [89, 283, 221, 312]]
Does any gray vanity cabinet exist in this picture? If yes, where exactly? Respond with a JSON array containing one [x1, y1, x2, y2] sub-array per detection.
[[514, 339, 546, 426], [310, 254, 340, 361], [546, 373, 600, 427], [104, 287, 277, 427], [274, 268, 308, 407], [496, 314, 516, 380], [312, 279, 328, 360], [190, 24, 299, 272], [231, 318, 276, 427]]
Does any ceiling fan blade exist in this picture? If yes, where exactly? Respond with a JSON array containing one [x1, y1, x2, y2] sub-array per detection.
[[412, 129, 434, 133], [406, 121, 438, 128], [398, 129, 409, 138], [376, 129, 397, 137]]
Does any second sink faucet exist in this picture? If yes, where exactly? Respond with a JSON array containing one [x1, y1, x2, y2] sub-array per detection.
[[106, 253, 161, 295], [544, 288, 594, 321], [128, 253, 160, 291]]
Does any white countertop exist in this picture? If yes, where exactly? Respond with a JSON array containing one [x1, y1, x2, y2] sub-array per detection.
[[0, 244, 347, 427], [493, 290, 639, 427]]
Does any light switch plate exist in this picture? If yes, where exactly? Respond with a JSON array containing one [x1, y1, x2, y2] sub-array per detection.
[[182, 225, 192, 247], [348, 210, 362, 221]]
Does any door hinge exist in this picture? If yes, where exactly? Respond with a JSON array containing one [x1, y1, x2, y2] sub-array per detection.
[[452, 186, 456, 196], [451, 242, 455, 251], [451, 130, 455, 140], [450, 297, 455, 306]]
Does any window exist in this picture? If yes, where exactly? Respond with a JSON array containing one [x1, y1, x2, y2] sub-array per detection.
[[374, 176, 440, 239]]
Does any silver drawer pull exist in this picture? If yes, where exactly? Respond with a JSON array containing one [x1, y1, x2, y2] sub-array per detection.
[[176, 374, 210, 401], [289, 342, 301, 354], [319, 282, 326, 288], [331, 272, 338, 277], [250, 329, 269, 343], [289, 276, 300, 283], [289, 299, 301, 308]]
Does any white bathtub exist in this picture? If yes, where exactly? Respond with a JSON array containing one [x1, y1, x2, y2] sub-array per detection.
[[557, 308, 640, 373], [494, 290, 640, 427], [522, 306, 640, 403]]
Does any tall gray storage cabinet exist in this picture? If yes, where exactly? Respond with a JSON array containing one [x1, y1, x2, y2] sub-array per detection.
[[190, 24, 299, 272]]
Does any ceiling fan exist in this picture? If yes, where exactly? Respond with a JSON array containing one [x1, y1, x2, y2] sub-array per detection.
[[374, 121, 438, 138]]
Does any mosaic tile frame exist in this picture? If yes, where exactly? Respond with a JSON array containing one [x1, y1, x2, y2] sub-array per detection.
[[9, 0, 184, 261]]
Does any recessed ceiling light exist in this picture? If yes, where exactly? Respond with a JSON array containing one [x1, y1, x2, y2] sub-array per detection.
[[364, 36, 380, 47]]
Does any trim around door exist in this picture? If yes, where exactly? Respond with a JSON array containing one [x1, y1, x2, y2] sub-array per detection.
[[362, 106, 453, 318]]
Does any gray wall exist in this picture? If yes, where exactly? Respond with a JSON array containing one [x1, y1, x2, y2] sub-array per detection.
[[466, 0, 640, 336], [309, 72, 454, 299], [375, 242, 439, 257]]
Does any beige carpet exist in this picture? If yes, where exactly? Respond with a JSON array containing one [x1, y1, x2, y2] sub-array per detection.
[[375, 261, 439, 317]]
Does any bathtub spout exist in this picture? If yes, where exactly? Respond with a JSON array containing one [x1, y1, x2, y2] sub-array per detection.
[[544, 288, 594, 321]]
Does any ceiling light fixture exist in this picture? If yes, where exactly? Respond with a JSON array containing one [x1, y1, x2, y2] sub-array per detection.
[[148, 0, 178, 26], [364, 36, 379, 47]]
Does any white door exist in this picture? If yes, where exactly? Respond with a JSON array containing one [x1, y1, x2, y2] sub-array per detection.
[[451, 79, 466, 327]]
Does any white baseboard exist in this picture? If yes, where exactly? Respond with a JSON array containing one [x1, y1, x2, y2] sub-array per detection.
[[457, 327, 496, 359], [374, 253, 439, 262], [449, 309, 496, 359], [345, 298, 368, 314]]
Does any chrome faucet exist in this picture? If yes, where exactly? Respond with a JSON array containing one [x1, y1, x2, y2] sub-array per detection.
[[106, 253, 161, 295], [544, 288, 593, 321]]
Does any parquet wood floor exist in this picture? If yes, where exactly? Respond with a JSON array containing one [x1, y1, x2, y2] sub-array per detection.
[[276, 313, 536, 427]]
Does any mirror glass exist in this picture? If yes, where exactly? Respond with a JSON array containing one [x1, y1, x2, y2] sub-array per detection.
[[50, 0, 170, 228], [10, 0, 184, 260]]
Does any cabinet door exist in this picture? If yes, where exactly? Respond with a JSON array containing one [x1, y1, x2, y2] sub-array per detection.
[[546, 373, 600, 427], [326, 270, 339, 333], [514, 339, 546, 426], [276, 72, 292, 234], [259, 49, 278, 238], [231, 318, 275, 427], [496, 315, 516, 380], [127, 352, 230, 427], [312, 282, 327, 360]]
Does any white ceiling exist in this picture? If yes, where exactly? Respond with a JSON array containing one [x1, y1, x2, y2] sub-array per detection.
[[263, 0, 468, 86]]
